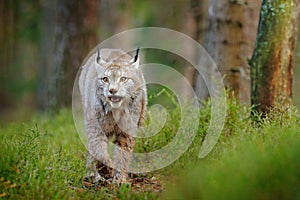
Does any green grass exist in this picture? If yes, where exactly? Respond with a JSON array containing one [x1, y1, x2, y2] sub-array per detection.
[[1, 99, 300, 199], [164, 103, 300, 200], [0, 110, 156, 199]]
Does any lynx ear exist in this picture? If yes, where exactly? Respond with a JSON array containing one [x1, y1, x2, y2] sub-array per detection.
[[129, 47, 140, 69], [96, 48, 106, 65], [95, 48, 106, 75]]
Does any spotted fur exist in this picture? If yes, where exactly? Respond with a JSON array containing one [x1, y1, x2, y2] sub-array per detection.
[[79, 48, 147, 184]]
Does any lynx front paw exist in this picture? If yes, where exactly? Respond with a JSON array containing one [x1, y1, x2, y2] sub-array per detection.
[[83, 171, 103, 184], [112, 171, 130, 186]]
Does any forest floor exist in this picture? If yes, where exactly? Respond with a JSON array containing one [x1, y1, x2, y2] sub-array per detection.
[[1, 100, 300, 199]]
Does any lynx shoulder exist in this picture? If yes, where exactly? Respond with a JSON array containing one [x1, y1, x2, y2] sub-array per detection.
[[79, 48, 147, 184]]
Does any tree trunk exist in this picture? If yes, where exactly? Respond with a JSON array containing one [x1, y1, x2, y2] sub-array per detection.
[[249, 0, 300, 115], [0, 0, 16, 112], [195, 0, 261, 103], [38, 0, 99, 111], [99, 0, 132, 41], [188, 0, 209, 43], [183, 0, 209, 98]]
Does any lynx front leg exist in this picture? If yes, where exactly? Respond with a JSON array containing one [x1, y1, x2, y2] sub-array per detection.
[[112, 134, 135, 184], [84, 152, 102, 183], [85, 119, 113, 183]]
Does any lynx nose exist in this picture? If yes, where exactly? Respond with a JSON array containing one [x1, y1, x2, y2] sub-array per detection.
[[109, 88, 118, 95]]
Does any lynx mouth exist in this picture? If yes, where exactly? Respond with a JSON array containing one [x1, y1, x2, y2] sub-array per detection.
[[108, 96, 123, 103]]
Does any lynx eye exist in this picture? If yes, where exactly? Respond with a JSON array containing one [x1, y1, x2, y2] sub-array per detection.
[[119, 77, 128, 82], [101, 77, 109, 83]]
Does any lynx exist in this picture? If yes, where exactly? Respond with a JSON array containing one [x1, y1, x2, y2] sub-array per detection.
[[79, 48, 147, 184]]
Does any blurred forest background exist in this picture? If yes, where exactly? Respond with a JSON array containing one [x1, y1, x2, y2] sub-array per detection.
[[1, 0, 300, 122]]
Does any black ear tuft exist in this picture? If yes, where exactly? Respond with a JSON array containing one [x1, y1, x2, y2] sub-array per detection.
[[96, 48, 100, 64], [133, 47, 140, 62]]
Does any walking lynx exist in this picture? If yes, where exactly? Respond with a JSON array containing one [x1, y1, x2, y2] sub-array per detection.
[[79, 48, 147, 184]]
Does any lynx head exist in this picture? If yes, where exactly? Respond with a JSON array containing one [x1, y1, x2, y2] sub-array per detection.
[[95, 48, 143, 109]]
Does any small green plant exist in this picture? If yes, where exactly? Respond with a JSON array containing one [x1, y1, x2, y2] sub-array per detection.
[[163, 101, 300, 200], [1, 99, 300, 199], [0, 110, 157, 199]]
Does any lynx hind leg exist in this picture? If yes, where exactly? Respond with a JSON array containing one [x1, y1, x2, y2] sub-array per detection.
[[113, 134, 135, 184]]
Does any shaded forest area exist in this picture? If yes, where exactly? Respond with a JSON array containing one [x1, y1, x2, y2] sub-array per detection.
[[2, 1, 300, 199], [1, 0, 300, 121]]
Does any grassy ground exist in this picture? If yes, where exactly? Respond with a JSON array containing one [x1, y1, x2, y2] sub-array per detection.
[[1, 99, 300, 199]]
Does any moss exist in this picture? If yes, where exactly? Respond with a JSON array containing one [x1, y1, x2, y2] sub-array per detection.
[[249, 0, 298, 113]]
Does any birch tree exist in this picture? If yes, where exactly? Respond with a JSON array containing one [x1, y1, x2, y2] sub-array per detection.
[[195, 0, 261, 103]]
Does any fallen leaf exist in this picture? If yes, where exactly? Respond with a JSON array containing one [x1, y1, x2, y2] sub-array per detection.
[[13, 165, 19, 174], [77, 189, 84, 193], [9, 183, 17, 188], [83, 181, 93, 187], [0, 193, 7, 198], [4, 180, 11, 185]]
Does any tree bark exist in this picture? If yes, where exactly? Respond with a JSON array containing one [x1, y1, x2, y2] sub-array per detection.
[[0, 0, 16, 112], [99, 0, 132, 41], [38, 0, 99, 111], [183, 0, 209, 98], [188, 0, 209, 43], [195, 0, 261, 103], [250, 0, 300, 114]]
